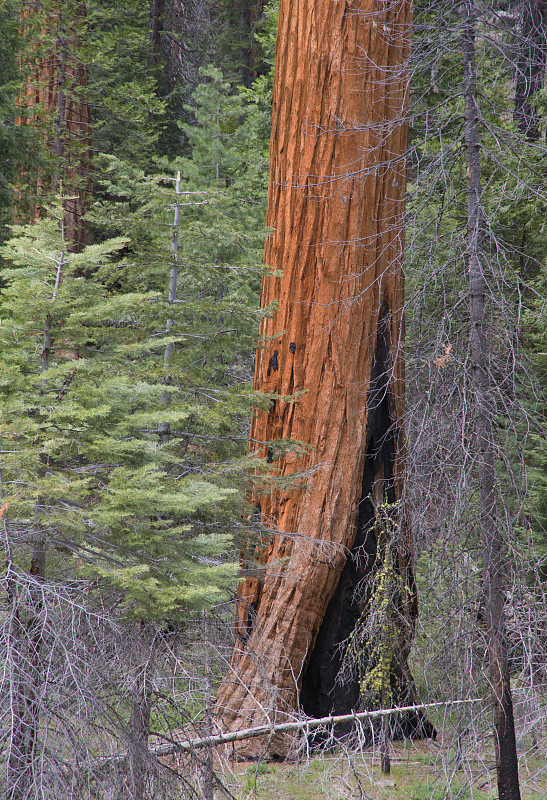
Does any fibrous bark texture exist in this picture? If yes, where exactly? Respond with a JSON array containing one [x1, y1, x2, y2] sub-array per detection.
[[215, 0, 417, 759], [17, 1, 92, 250]]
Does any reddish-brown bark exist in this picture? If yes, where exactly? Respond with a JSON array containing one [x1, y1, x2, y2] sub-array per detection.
[[215, 0, 416, 759], [16, 1, 92, 250]]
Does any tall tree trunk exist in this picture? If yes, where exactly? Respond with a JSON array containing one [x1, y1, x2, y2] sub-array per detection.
[[17, 1, 92, 250], [462, 4, 521, 799], [215, 0, 417, 759], [514, 0, 547, 140], [237, 0, 266, 87]]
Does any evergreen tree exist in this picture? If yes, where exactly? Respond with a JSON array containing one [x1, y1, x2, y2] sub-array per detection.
[[90, 64, 270, 398], [84, 0, 167, 166], [1, 39, 276, 788], [0, 190, 247, 615], [0, 178, 254, 794], [211, 0, 266, 87], [0, 0, 37, 248]]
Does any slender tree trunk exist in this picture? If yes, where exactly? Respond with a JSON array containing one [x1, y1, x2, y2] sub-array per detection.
[[215, 0, 417, 759], [199, 612, 214, 800], [462, 5, 521, 799], [247, 0, 266, 84], [159, 172, 181, 443], [150, 0, 166, 63], [129, 628, 155, 800], [237, 0, 266, 87]]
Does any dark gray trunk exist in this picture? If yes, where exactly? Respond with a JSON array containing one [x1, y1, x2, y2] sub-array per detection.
[[462, 5, 521, 799], [150, 0, 165, 52]]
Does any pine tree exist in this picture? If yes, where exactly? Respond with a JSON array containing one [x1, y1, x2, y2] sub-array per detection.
[[0, 173, 256, 793], [84, 0, 167, 166], [1, 44, 275, 783], [0, 185, 249, 610]]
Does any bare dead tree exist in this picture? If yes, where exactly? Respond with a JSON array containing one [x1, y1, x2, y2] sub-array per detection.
[[462, 2, 521, 795], [401, 1, 547, 797]]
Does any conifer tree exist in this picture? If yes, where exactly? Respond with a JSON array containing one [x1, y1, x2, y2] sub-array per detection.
[[0, 189, 247, 606], [84, 0, 167, 165], [215, 0, 416, 759], [0, 0, 36, 247], [0, 176, 252, 794], [1, 44, 274, 786]]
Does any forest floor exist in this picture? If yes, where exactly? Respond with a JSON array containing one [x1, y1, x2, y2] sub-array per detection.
[[219, 737, 547, 800]]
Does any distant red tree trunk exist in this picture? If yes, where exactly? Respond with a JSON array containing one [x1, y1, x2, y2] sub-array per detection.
[[16, 1, 92, 250], [215, 0, 420, 759]]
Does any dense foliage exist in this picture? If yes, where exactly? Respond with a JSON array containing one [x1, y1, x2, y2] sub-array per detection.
[[0, 0, 546, 798], [0, 4, 276, 797]]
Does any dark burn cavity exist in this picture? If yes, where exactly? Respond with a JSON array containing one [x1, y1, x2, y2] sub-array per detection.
[[299, 304, 433, 743]]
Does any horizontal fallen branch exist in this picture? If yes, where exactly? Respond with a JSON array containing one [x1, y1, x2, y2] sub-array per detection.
[[151, 698, 483, 757]]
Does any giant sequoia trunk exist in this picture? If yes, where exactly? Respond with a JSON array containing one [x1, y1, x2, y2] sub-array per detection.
[[17, 1, 92, 249], [214, 0, 422, 759]]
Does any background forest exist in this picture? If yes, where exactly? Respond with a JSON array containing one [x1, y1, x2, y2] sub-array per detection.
[[0, 1, 546, 799]]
